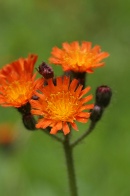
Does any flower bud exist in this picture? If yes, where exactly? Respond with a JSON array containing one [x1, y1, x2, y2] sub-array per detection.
[[22, 114, 36, 130], [17, 102, 31, 115], [96, 85, 112, 108], [37, 62, 54, 79], [90, 105, 103, 122], [72, 72, 86, 87]]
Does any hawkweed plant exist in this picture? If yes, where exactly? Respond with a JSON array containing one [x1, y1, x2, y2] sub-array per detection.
[[0, 41, 112, 196]]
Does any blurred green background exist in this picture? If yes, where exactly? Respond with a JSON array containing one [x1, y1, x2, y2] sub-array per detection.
[[0, 0, 129, 195]]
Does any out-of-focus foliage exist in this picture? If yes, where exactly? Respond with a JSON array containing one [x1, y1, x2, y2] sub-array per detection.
[[0, 0, 129, 195]]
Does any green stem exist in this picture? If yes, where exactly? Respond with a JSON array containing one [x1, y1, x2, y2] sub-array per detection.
[[71, 121, 96, 148], [63, 135, 78, 196]]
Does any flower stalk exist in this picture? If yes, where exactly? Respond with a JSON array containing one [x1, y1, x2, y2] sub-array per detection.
[[63, 134, 78, 196], [71, 121, 96, 148]]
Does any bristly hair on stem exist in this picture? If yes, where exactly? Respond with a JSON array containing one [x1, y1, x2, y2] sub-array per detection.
[[63, 134, 78, 196]]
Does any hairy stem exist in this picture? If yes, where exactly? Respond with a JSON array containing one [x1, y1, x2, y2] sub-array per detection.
[[63, 134, 78, 196], [71, 121, 96, 148]]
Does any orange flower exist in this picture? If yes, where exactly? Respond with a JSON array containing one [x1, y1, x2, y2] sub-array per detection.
[[30, 76, 94, 135], [0, 124, 16, 145], [49, 41, 109, 73], [0, 54, 41, 107]]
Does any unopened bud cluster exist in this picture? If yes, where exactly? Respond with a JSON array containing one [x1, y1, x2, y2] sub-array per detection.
[[90, 85, 112, 122]]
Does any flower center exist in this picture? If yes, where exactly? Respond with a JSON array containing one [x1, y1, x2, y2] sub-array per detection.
[[64, 50, 94, 70], [45, 91, 79, 122], [4, 80, 33, 105]]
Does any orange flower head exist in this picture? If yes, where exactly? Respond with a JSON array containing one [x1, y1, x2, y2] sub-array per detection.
[[30, 76, 94, 135], [0, 54, 41, 107], [0, 124, 16, 145], [49, 41, 109, 73]]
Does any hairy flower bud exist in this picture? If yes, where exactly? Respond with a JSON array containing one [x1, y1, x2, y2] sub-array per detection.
[[22, 114, 36, 130], [90, 105, 103, 122], [96, 85, 112, 108], [72, 72, 86, 87], [37, 62, 54, 79], [17, 102, 31, 115]]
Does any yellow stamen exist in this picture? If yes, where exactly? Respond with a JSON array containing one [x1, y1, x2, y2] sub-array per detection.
[[45, 91, 79, 121], [4, 80, 33, 105]]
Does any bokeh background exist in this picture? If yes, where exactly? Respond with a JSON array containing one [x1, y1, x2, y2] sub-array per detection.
[[0, 0, 129, 195]]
